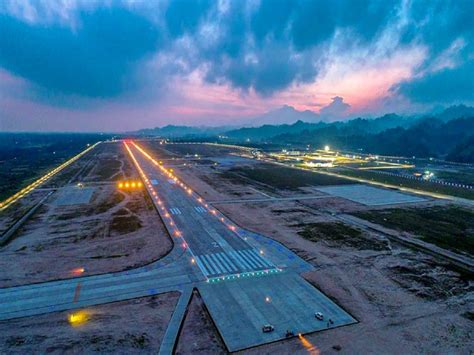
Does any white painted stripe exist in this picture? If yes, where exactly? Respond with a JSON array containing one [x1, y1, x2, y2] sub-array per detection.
[[214, 253, 232, 272], [238, 250, 258, 268], [170, 208, 181, 215], [230, 251, 252, 270], [208, 254, 225, 274], [242, 250, 265, 267], [248, 250, 268, 267], [227, 251, 245, 270], [249, 250, 272, 267], [201, 255, 218, 275], [219, 253, 238, 271], [195, 257, 210, 276]]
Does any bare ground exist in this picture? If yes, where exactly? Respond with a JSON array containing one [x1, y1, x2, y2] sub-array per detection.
[[0, 292, 180, 354], [0, 142, 172, 287], [175, 290, 227, 354], [159, 146, 473, 354]]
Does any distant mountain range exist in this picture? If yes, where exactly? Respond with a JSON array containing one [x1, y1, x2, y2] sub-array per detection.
[[133, 104, 474, 162]]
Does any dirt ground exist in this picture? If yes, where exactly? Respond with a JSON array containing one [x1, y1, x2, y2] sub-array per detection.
[[175, 290, 227, 354], [153, 143, 473, 354], [0, 292, 179, 354], [0, 142, 172, 287]]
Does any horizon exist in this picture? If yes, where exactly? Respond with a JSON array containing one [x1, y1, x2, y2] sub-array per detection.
[[1, 0, 473, 131]]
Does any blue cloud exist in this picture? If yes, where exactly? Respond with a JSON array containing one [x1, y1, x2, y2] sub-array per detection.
[[0, 0, 473, 104], [165, 0, 212, 38], [0, 7, 160, 97], [395, 60, 474, 103]]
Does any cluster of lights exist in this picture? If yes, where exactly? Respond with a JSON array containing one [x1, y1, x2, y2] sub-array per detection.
[[124, 142, 193, 262], [125, 141, 281, 283], [0, 142, 100, 211], [117, 180, 143, 190], [131, 141, 244, 238], [207, 268, 282, 283]]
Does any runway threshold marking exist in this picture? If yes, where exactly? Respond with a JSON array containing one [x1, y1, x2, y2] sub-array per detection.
[[73, 282, 81, 303]]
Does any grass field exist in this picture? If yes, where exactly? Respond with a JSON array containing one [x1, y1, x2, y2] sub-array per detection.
[[353, 206, 474, 256], [222, 164, 351, 190], [335, 168, 474, 200]]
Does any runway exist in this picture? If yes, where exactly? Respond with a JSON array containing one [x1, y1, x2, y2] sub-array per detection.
[[0, 140, 356, 353]]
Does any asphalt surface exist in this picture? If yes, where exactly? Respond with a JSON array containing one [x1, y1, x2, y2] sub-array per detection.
[[131, 142, 279, 279]]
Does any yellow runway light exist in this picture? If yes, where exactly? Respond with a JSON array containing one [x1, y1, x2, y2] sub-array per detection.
[[68, 310, 90, 327]]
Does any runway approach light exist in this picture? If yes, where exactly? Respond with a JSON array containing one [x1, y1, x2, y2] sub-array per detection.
[[117, 180, 143, 190], [68, 310, 89, 327]]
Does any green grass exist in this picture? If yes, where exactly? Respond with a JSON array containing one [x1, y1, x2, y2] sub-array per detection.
[[222, 164, 351, 190], [335, 168, 474, 200], [353, 206, 474, 256]]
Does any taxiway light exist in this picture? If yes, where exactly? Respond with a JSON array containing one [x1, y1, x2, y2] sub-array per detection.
[[265, 296, 271, 303], [259, 250, 264, 255], [191, 258, 195, 264]]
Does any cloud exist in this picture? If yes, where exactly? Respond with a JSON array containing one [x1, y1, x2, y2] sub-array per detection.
[[394, 60, 474, 104], [319, 96, 351, 118], [0, 0, 473, 131], [165, 0, 212, 38], [0, 7, 160, 97]]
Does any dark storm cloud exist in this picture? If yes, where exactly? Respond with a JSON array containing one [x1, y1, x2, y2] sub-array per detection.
[[0, 7, 160, 97], [165, 0, 212, 38], [395, 0, 474, 104], [395, 60, 474, 103], [0, 0, 473, 105], [197, 0, 396, 94]]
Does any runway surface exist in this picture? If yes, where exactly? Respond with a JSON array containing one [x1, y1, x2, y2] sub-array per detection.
[[0, 141, 356, 353]]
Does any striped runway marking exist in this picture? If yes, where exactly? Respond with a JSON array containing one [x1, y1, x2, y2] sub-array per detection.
[[170, 207, 181, 215], [196, 249, 274, 277], [194, 206, 207, 213]]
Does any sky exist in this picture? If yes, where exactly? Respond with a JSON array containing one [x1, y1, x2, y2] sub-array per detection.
[[0, 0, 473, 132]]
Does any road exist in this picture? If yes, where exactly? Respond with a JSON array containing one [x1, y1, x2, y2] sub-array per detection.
[[0, 142, 100, 211], [0, 140, 356, 353]]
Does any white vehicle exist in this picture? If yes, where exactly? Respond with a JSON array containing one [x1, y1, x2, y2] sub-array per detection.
[[315, 312, 324, 320], [262, 324, 274, 333]]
